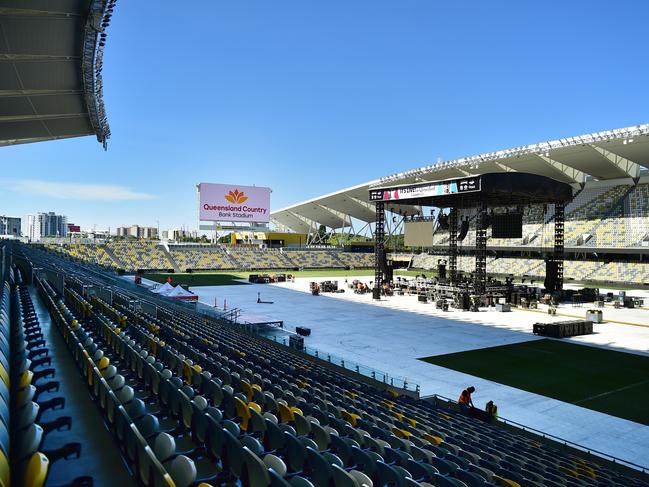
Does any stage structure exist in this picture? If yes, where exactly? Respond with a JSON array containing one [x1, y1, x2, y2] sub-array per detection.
[[369, 173, 573, 300]]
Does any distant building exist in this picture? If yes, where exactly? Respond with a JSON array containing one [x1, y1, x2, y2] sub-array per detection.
[[90, 229, 110, 240], [172, 228, 197, 241], [27, 212, 67, 242], [0, 215, 21, 238], [116, 225, 158, 239]]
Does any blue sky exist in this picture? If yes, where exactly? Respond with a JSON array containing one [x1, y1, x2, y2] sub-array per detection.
[[2, 1, 648, 232]]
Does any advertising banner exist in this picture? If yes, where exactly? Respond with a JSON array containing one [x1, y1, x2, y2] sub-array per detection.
[[198, 183, 271, 223]]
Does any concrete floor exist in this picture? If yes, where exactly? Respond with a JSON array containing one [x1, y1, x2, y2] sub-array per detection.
[[184, 277, 649, 469], [30, 287, 136, 486]]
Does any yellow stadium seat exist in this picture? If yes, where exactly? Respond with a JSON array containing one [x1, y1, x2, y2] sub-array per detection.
[[19, 370, 33, 389], [341, 410, 360, 427], [0, 450, 9, 487], [24, 452, 49, 487], [493, 475, 521, 487], [278, 403, 295, 423]]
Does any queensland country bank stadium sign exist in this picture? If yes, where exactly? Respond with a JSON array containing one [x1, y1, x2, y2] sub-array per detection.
[[198, 183, 271, 223]]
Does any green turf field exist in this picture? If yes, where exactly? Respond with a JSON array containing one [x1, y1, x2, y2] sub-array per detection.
[[420, 339, 649, 425], [144, 268, 422, 286], [145, 267, 646, 290], [145, 273, 249, 286]]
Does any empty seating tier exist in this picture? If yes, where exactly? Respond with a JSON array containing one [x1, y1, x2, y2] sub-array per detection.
[[0, 265, 93, 486], [12, 242, 648, 487]]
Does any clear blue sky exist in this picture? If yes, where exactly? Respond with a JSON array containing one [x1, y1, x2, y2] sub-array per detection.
[[2, 0, 648, 232]]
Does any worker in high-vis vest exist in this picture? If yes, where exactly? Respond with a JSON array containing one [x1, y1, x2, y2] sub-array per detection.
[[458, 386, 475, 411]]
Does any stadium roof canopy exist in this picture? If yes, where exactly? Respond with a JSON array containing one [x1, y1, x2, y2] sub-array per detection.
[[0, 0, 116, 148], [272, 123, 649, 232]]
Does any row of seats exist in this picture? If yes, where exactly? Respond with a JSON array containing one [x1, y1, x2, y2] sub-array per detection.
[[284, 251, 346, 269], [169, 247, 376, 272], [46, 243, 119, 270], [45, 242, 377, 273], [170, 247, 238, 271], [108, 241, 174, 271], [410, 255, 649, 284], [226, 249, 296, 270], [1, 267, 90, 486], [16, 243, 649, 486], [39, 277, 176, 485]]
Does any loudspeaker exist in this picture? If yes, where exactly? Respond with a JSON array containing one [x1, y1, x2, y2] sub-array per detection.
[[544, 260, 558, 290], [437, 263, 446, 280], [289, 335, 304, 350], [459, 293, 470, 310], [458, 220, 470, 241], [438, 213, 449, 230], [492, 213, 523, 238]]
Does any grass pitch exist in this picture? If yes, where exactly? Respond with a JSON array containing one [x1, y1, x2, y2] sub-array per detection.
[[144, 268, 422, 287], [420, 339, 649, 425], [145, 272, 249, 287]]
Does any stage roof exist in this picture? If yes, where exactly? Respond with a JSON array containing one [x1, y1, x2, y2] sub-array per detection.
[[369, 173, 573, 209], [0, 1, 115, 148], [271, 123, 649, 232]]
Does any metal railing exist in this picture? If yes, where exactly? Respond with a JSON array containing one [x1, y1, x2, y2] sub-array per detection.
[[267, 334, 419, 393], [425, 393, 648, 474]]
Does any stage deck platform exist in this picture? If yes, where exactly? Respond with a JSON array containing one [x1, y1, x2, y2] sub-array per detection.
[[188, 276, 649, 469]]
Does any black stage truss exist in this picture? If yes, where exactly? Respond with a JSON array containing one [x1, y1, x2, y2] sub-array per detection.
[[369, 172, 573, 300]]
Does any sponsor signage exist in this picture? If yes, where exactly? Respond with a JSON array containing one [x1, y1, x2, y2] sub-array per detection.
[[369, 176, 481, 202], [198, 183, 271, 223]]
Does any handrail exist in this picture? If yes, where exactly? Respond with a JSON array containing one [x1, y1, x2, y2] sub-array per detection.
[[267, 334, 420, 393], [425, 393, 649, 474]]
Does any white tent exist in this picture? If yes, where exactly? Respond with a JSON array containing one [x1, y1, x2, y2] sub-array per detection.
[[167, 285, 194, 298], [152, 282, 174, 295]]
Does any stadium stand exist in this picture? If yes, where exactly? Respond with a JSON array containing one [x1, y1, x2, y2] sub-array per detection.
[[419, 181, 648, 251], [0, 266, 95, 485], [284, 251, 345, 269], [625, 184, 649, 247], [108, 241, 174, 271], [594, 261, 649, 285], [170, 245, 238, 271], [408, 253, 649, 285], [7, 242, 648, 487], [336, 252, 375, 269], [46, 243, 119, 270], [35, 226, 649, 285], [228, 248, 297, 270], [41, 241, 378, 273], [562, 185, 632, 247]]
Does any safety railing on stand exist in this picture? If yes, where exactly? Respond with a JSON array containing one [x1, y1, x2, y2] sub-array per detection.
[[424, 393, 648, 474], [269, 334, 420, 394]]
